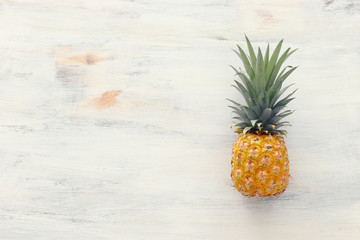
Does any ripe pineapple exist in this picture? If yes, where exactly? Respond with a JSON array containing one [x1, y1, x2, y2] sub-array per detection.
[[229, 36, 297, 197]]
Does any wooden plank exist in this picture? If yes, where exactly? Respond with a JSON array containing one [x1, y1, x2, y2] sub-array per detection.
[[0, 0, 359, 239]]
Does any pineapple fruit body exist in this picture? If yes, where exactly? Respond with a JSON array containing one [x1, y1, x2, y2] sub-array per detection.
[[231, 133, 289, 197]]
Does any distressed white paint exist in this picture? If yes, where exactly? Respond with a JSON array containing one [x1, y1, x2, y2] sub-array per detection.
[[0, 0, 360, 239]]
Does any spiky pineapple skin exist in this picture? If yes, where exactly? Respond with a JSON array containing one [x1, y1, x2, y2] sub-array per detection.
[[231, 133, 289, 197]]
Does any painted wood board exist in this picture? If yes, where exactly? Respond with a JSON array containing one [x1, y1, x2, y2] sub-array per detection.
[[0, 0, 359, 239]]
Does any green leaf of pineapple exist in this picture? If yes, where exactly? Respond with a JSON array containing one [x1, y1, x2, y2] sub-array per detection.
[[230, 65, 258, 97], [264, 44, 270, 71], [254, 48, 265, 91], [241, 106, 259, 119], [245, 35, 257, 70], [268, 66, 297, 104], [243, 126, 252, 134], [231, 81, 253, 106], [260, 108, 272, 122], [273, 97, 295, 110], [265, 39, 283, 83], [235, 46, 254, 78], [270, 83, 295, 107], [230, 36, 298, 135], [229, 106, 249, 122], [268, 48, 297, 88]]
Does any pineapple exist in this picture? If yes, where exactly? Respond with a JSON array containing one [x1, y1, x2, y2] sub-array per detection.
[[229, 36, 297, 197]]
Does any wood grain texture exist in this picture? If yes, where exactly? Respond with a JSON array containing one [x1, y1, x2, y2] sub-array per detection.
[[0, 0, 359, 239]]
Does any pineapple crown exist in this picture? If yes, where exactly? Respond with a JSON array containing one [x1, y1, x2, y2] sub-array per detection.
[[228, 36, 298, 136]]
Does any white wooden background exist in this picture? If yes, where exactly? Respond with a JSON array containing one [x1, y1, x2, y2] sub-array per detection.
[[0, 0, 359, 239]]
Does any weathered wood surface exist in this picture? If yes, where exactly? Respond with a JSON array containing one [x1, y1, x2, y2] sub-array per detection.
[[0, 0, 359, 239]]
